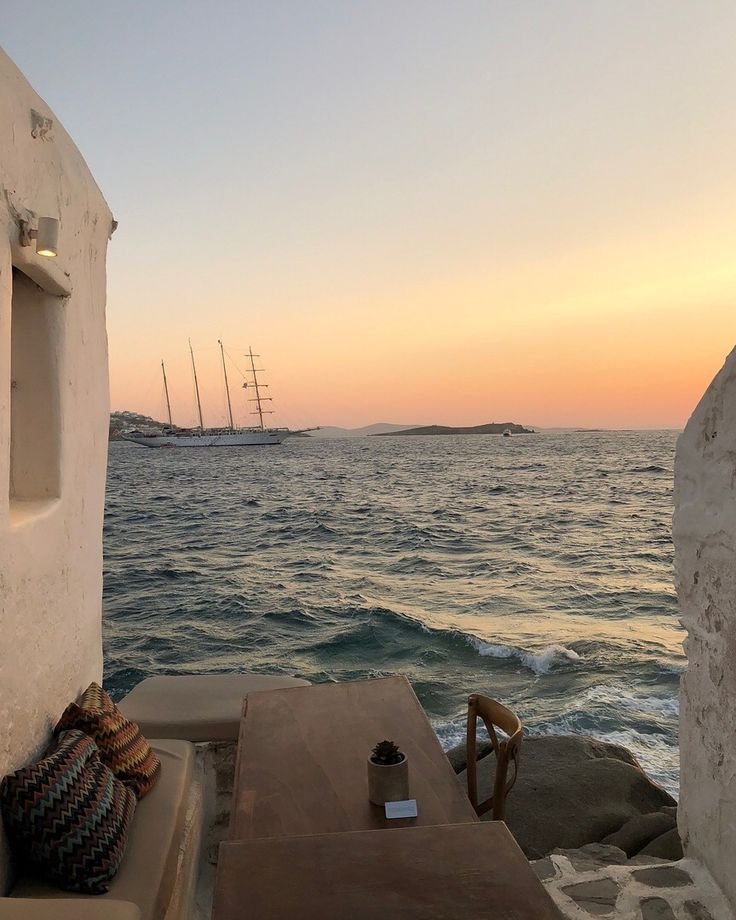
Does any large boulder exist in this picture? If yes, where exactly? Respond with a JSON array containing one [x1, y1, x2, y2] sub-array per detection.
[[639, 828, 683, 861], [445, 739, 492, 773], [602, 811, 677, 856], [457, 735, 676, 859]]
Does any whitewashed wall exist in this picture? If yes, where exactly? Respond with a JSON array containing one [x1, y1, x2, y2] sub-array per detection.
[[0, 48, 113, 893], [674, 346, 736, 911]]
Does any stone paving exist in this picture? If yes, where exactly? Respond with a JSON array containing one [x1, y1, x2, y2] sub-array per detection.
[[532, 845, 733, 920]]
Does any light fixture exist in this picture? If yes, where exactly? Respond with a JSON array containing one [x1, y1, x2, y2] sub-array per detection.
[[19, 216, 59, 257]]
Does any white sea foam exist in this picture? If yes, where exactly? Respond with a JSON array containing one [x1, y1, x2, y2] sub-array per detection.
[[520, 645, 581, 674], [471, 641, 516, 659], [575, 684, 679, 718], [433, 718, 468, 752], [591, 729, 679, 797], [467, 637, 581, 674]]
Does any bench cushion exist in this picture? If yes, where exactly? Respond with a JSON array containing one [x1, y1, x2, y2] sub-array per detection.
[[0, 898, 141, 919], [118, 673, 310, 742], [11, 740, 194, 920], [1, 730, 137, 894]]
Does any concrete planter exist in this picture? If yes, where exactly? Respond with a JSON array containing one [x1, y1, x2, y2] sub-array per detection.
[[367, 753, 409, 805]]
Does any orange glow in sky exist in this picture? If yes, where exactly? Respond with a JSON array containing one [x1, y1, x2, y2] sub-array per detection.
[[6, 3, 735, 429], [107, 208, 736, 430]]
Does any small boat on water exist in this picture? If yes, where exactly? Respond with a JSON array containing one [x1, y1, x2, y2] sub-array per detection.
[[503, 429, 512, 437], [124, 341, 286, 448]]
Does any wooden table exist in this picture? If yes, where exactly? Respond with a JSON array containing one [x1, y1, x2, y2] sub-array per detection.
[[229, 675, 478, 839], [213, 822, 561, 919]]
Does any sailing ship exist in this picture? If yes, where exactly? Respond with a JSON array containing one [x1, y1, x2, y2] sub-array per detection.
[[124, 342, 286, 448]]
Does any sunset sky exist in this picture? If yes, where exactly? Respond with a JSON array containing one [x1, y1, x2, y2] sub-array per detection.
[[4, 2, 735, 429]]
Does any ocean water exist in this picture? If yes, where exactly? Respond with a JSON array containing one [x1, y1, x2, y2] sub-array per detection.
[[103, 430, 683, 794]]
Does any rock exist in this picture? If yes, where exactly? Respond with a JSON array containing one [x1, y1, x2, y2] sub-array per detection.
[[640, 897, 677, 920], [562, 878, 620, 915], [552, 843, 628, 871], [628, 854, 669, 866], [683, 901, 714, 920], [631, 866, 692, 888], [601, 811, 676, 856], [639, 828, 683, 861], [458, 735, 676, 858], [445, 739, 492, 774], [530, 856, 558, 880]]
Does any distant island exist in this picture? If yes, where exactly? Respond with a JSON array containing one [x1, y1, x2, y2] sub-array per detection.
[[374, 422, 535, 436], [307, 423, 420, 438]]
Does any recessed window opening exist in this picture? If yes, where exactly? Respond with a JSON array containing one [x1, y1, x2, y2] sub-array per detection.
[[9, 267, 62, 507]]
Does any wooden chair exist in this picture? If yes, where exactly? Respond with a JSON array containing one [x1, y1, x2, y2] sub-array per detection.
[[466, 694, 523, 821]]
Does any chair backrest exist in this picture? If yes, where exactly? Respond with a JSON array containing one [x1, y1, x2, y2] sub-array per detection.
[[465, 694, 523, 821]]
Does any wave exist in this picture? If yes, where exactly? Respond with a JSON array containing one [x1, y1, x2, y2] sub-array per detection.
[[283, 604, 585, 678], [586, 728, 679, 796], [105, 431, 682, 792], [658, 659, 685, 674], [562, 683, 679, 718], [466, 637, 581, 674]]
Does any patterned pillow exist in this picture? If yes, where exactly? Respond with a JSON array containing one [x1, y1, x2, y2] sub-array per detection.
[[0, 730, 136, 894], [54, 682, 160, 799]]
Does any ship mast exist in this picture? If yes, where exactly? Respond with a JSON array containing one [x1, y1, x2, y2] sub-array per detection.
[[161, 360, 173, 427], [189, 338, 204, 431], [218, 339, 235, 431], [247, 346, 273, 431]]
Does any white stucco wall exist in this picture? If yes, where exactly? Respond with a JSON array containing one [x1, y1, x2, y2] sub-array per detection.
[[674, 345, 736, 911], [0, 48, 113, 892]]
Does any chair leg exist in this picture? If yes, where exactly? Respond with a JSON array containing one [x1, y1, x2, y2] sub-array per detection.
[[466, 696, 479, 810]]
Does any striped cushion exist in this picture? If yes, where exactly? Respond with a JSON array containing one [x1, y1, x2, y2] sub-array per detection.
[[0, 730, 136, 894], [55, 682, 161, 799]]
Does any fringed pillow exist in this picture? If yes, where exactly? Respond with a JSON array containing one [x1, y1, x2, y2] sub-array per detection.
[[55, 682, 160, 799], [0, 730, 136, 894]]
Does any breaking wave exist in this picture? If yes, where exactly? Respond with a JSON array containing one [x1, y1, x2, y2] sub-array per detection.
[[467, 638, 582, 674]]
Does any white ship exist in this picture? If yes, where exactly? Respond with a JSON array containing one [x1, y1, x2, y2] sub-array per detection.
[[124, 341, 286, 449], [124, 428, 284, 448]]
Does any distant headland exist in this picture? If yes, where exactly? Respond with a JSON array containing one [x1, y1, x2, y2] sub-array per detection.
[[109, 410, 161, 440], [374, 422, 535, 436]]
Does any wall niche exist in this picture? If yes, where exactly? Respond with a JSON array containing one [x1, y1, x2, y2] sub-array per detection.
[[9, 267, 62, 514]]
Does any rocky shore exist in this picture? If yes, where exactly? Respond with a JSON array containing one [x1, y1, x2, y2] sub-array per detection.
[[443, 735, 736, 916], [446, 734, 680, 861]]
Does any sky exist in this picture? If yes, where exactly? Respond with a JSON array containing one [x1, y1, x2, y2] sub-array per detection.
[[3, 1, 735, 429]]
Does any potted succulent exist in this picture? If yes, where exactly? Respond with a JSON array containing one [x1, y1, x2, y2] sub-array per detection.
[[367, 739, 409, 805]]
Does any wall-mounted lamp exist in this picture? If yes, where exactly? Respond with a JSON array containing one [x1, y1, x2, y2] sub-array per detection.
[[19, 216, 59, 258]]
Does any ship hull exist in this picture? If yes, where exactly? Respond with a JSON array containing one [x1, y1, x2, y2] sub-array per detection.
[[124, 430, 284, 448]]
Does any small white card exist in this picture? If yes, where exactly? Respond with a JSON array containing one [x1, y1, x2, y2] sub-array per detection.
[[384, 799, 418, 819]]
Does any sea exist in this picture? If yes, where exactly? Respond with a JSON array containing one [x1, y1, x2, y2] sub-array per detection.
[[103, 430, 683, 795]]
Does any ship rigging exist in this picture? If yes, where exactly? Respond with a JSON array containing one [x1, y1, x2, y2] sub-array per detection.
[[124, 341, 286, 448]]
